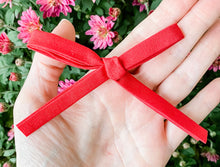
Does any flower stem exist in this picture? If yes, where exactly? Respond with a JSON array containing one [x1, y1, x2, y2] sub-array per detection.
[[0, 91, 19, 95], [208, 139, 214, 149], [144, 1, 150, 15], [3, 25, 17, 31], [25, 61, 32, 65], [14, 46, 27, 49]]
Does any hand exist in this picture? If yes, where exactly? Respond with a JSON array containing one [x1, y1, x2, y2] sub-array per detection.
[[14, 0, 220, 166]]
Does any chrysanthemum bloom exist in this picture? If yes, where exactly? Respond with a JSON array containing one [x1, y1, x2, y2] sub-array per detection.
[[9, 72, 20, 81], [0, 102, 6, 113], [132, 0, 146, 12], [0, 0, 12, 8], [58, 79, 75, 93], [0, 32, 14, 54], [208, 56, 220, 72], [85, 15, 115, 49], [108, 7, 121, 21], [3, 162, 11, 167], [201, 150, 220, 163], [17, 7, 42, 43], [7, 125, 14, 141], [36, 0, 75, 18]]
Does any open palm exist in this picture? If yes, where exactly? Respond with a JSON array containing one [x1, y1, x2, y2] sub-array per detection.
[[14, 0, 220, 166]]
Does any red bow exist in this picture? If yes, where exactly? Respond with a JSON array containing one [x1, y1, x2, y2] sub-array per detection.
[[16, 24, 208, 143]]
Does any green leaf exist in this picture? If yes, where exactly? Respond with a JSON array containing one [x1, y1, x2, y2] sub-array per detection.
[[3, 91, 18, 104], [186, 158, 197, 165], [13, 5, 22, 18], [7, 31, 19, 42], [0, 73, 9, 85], [10, 158, 16, 163], [0, 55, 14, 66], [77, 12, 82, 20], [95, 7, 104, 15], [96, 0, 101, 5], [133, 8, 147, 27], [182, 147, 195, 157], [5, 10, 15, 25], [3, 149, 15, 157], [81, 0, 93, 12], [117, 19, 130, 36], [150, 0, 162, 10], [100, 1, 114, 11]]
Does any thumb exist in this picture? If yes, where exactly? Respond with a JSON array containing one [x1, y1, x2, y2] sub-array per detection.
[[29, 19, 75, 97], [33, 19, 75, 90], [14, 19, 75, 123]]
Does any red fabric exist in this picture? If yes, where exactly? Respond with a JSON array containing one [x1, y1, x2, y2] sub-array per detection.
[[102, 57, 126, 80], [16, 24, 208, 143]]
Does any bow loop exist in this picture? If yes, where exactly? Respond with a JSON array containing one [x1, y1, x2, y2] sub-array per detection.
[[28, 30, 103, 70], [120, 24, 184, 70]]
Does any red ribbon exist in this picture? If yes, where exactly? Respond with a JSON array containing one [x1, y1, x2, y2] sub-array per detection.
[[16, 24, 207, 143]]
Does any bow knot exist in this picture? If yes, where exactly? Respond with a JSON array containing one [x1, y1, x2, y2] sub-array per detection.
[[102, 57, 126, 81]]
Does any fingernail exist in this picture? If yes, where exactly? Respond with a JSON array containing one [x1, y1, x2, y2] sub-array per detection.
[[52, 19, 75, 41], [52, 19, 70, 33]]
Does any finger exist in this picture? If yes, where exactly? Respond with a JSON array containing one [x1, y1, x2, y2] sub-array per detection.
[[107, 0, 198, 60], [165, 78, 220, 150], [157, 19, 220, 105], [14, 19, 75, 122], [30, 19, 76, 97], [134, 0, 220, 89]]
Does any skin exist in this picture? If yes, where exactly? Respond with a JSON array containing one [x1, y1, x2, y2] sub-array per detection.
[[14, 0, 220, 166]]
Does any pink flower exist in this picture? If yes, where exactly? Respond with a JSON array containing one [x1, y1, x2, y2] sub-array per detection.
[[0, 32, 14, 54], [209, 56, 220, 72], [9, 72, 20, 81], [58, 79, 75, 93], [3, 162, 11, 167], [201, 151, 220, 163], [108, 7, 121, 21], [0, 102, 6, 113], [0, 0, 12, 8], [92, 0, 95, 3], [7, 125, 14, 141], [132, 0, 146, 12], [85, 15, 115, 49], [17, 7, 42, 44], [36, 0, 75, 18]]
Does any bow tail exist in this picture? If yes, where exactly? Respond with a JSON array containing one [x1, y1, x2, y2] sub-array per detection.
[[117, 73, 207, 143], [17, 67, 108, 136]]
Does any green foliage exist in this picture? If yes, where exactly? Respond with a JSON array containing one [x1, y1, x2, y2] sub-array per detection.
[[150, 0, 162, 10], [0, 0, 219, 166]]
